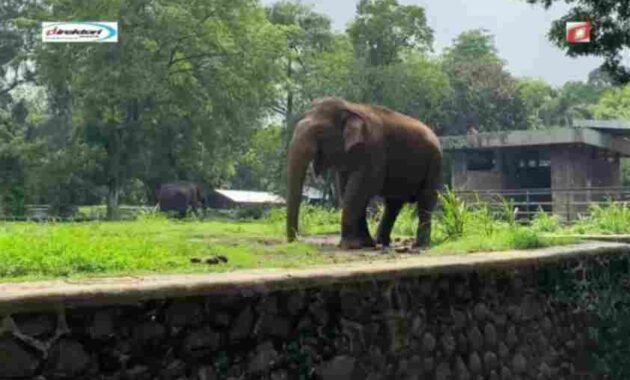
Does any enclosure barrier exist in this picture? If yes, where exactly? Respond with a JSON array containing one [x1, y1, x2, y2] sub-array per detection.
[[452, 186, 630, 221], [2, 186, 630, 222], [0, 205, 155, 222], [0, 242, 630, 378]]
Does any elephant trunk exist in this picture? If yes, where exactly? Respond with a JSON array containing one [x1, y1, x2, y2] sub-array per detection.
[[286, 124, 317, 242]]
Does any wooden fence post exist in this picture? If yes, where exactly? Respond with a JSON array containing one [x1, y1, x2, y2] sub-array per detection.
[[525, 190, 530, 217]]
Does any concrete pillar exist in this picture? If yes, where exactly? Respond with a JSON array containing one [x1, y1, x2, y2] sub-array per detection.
[[551, 145, 587, 221]]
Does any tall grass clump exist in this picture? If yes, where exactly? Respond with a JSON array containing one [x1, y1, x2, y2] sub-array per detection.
[[468, 196, 496, 236], [438, 188, 469, 240], [394, 205, 418, 236], [508, 228, 547, 250], [530, 208, 561, 233], [499, 197, 518, 226], [572, 201, 630, 235]]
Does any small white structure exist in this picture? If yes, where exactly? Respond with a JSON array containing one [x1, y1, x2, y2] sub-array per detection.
[[303, 186, 325, 202], [208, 189, 285, 208]]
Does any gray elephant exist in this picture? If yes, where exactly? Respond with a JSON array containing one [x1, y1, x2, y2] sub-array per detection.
[[286, 97, 442, 250], [157, 182, 206, 218]]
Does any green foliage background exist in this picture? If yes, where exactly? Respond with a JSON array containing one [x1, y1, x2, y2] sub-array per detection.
[[0, 0, 629, 217]]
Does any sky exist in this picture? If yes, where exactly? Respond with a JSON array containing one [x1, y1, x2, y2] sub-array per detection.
[[261, 0, 604, 87]]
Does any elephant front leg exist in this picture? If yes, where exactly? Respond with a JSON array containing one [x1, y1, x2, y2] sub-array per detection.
[[335, 171, 348, 209], [340, 210, 373, 249], [339, 171, 375, 250]]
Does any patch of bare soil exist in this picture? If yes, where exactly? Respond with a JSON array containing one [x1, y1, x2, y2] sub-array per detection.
[[303, 234, 421, 258]]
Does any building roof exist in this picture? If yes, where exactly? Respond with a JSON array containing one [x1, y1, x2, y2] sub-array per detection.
[[303, 186, 325, 200], [439, 127, 630, 156], [213, 189, 285, 205], [573, 119, 630, 136]]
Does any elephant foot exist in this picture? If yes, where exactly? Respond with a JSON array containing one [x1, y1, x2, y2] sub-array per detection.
[[375, 237, 391, 247], [412, 241, 430, 253], [338, 237, 375, 250]]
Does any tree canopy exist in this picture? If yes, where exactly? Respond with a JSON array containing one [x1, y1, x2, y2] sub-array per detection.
[[525, 0, 630, 85], [0, 0, 625, 217]]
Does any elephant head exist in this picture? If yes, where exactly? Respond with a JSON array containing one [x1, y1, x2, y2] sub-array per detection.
[[286, 97, 375, 241]]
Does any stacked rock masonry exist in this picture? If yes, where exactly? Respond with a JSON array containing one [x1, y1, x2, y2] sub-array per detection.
[[0, 250, 622, 379]]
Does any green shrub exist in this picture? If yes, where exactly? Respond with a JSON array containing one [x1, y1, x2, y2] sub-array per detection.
[[572, 201, 630, 234], [509, 227, 546, 250], [499, 197, 517, 226], [468, 199, 496, 237], [531, 208, 561, 233], [438, 188, 469, 240]]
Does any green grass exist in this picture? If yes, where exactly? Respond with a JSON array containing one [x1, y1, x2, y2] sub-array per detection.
[[0, 213, 349, 282], [568, 201, 630, 235], [18, 191, 630, 282]]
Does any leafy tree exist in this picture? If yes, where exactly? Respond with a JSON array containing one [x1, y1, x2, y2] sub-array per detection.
[[380, 50, 452, 132], [34, 143, 105, 216], [442, 29, 502, 68], [541, 81, 608, 126], [231, 125, 283, 191], [525, 0, 630, 85], [588, 67, 616, 87], [267, 1, 351, 199], [0, 0, 41, 215], [267, 1, 335, 128], [300, 34, 359, 103], [347, 0, 433, 103], [590, 85, 630, 120], [0, 104, 41, 216], [517, 78, 556, 129], [589, 85, 630, 186], [441, 30, 528, 134], [0, 0, 36, 102], [30, 0, 285, 218]]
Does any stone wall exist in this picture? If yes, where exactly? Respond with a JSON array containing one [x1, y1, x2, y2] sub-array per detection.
[[1, 244, 629, 379]]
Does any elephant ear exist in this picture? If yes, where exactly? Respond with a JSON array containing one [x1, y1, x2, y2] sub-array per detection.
[[341, 110, 367, 152]]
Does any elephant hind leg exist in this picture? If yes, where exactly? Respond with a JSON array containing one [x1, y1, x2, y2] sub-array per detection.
[[415, 162, 441, 249], [415, 193, 436, 248], [376, 198, 404, 247], [357, 210, 375, 247]]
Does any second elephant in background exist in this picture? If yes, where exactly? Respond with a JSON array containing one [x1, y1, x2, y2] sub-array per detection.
[[157, 181, 206, 218]]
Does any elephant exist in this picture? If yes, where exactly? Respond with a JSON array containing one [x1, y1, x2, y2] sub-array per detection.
[[286, 97, 442, 250], [157, 181, 206, 218]]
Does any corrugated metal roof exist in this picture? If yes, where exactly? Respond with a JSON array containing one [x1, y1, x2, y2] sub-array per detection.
[[214, 189, 285, 204], [303, 186, 325, 199]]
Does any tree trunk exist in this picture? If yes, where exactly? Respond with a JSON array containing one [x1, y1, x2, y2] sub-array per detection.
[[105, 126, 124, 220], [106, 185, 120, 220], [284, 56, 294, 149]]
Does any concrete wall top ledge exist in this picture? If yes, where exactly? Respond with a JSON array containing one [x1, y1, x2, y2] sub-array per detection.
[[1, 242, 628, 313]]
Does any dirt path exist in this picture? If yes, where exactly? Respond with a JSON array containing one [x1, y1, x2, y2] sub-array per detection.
[[302, 234, 420, 257]]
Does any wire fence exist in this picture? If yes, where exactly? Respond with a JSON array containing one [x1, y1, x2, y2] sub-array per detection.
[[0, 205, 156, 222], [451, 186, 630, 221], [1, 186, 630, 222]]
